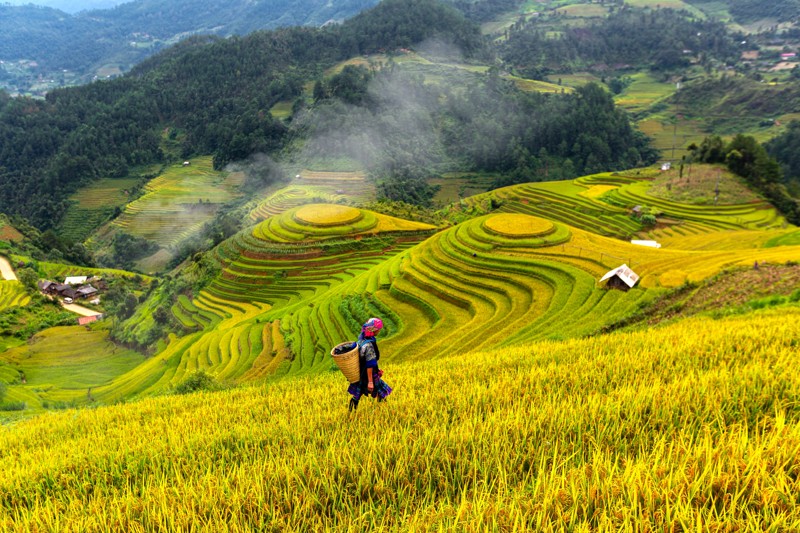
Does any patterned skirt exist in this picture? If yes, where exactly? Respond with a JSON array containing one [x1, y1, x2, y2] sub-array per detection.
[[347, 377, 392, 400]]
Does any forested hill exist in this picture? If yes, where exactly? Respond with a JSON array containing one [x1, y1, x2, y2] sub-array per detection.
[[0, 0, 489, 227], [685, 0, 800, 23], [0, 0, 512, 94], [0, 0, 382, 85]]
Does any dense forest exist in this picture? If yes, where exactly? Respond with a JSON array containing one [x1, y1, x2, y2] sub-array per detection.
[[500, 7, 741, 78], [766, 121, 800, 197], [706, 0, 800, 23], [301, 66, 656, 201]]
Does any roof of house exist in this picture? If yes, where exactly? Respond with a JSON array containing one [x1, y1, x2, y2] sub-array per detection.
[[631, 240, 662, 249], [38, 280, 55, 290], [77, 315, 99, 326], [77, 285, 98, 295], [600, 264, 640, 288], [64, 276, 88, 285]]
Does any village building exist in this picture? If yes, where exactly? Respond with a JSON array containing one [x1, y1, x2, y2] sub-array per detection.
[[76, 285, 99, 299], [77, 315, 103, 326], [599, 264, 640, 291], [38, 280, 56, 293]]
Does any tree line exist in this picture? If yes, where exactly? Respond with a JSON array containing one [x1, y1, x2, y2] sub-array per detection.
[[500, 7, 741, 79]]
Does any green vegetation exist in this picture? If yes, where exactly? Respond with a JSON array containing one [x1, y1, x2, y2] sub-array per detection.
[[58, 177, 143, 243], [499, 8, 739, 78]]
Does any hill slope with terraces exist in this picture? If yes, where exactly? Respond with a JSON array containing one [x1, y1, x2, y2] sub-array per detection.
[[2, 166, 800, 413]]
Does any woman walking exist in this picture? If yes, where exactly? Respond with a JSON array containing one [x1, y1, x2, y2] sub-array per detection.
[[348, 317, 392, 411]]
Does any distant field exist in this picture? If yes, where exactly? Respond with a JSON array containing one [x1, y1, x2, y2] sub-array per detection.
[[268, 101, 293, 120], [429, 173, 494, 204], [545, 72, 603, 88], [110, 157, 243, 258], [554, 3, 609, 17], [614, 72, 677, 115], [647, 164, 762, 205], [59, 177, 142, 243], [0, 224, 23, 242], [624, 0, 705, 16], [637, 116, 708, 160], [509, 75, 571, 93]]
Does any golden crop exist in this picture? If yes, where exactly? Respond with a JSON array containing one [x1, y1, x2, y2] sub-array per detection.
[[1, 307, 798, 531]]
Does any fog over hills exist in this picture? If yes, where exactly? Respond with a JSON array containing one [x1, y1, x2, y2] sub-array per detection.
[[1, 0, 125, 13]]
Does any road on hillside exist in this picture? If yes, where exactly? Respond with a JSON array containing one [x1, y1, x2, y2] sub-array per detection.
[[61, 302, 102, 317], [0, 256, 17, 281]]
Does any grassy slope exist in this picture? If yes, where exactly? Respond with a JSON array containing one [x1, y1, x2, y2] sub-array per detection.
[[1, 306, 798, 529]]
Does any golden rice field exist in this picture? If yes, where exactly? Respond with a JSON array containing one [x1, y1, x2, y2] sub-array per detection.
[[0, 281, 29, 312], [1, 308, 798, 530]]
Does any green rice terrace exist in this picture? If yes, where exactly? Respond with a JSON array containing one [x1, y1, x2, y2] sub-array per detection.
[[1, 166, 800, 413], [93, 157, 245, 271], [249, 171, 375, 221]]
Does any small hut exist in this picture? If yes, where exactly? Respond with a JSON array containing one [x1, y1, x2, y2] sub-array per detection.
[[599, 264, 640, 291]]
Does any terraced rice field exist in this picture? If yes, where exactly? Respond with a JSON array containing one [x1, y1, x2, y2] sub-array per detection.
[[0, 280, 30, 311], [111, 157, 243, 248], [117, 174, 800, 382], [60, 178, 141, 242], [9, 170, 800, 404], [210, 204, 436, 308], [266, 172, 800, 374], [614, 72, 677, 115], [0, 326, 144, 408], [249, 171, 375, 222]]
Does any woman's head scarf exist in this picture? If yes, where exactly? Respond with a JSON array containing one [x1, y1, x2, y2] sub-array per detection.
[[361, 317, 383, 337]]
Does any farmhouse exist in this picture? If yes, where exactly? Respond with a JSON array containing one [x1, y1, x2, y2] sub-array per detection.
[[76, 285, 98, 298], [38, 280, 56, 293], [38, 277, 104, 300], [599, 264, 640, 291]]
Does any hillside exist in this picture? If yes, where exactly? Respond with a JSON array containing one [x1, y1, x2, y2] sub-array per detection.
[[0, 0, 382, 94], [3, 164, 799, 413], [1, 307, 798, 528]]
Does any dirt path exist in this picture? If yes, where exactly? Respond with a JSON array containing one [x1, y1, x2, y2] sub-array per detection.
[[61, 302, 102, 317], [0, 256, 17, 281]]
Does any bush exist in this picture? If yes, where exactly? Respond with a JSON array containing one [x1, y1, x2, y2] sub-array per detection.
[[174, 370, 220, 395], [0, 401, 26, 411]]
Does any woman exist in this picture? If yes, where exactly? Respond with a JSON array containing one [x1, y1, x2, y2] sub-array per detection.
[[348, 317, 392, 411]]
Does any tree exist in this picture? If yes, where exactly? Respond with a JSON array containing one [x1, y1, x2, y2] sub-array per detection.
[[17, 267, 39, 293]]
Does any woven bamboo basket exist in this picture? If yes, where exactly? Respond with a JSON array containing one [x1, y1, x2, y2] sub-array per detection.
[[330, 341, 360, 383]]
